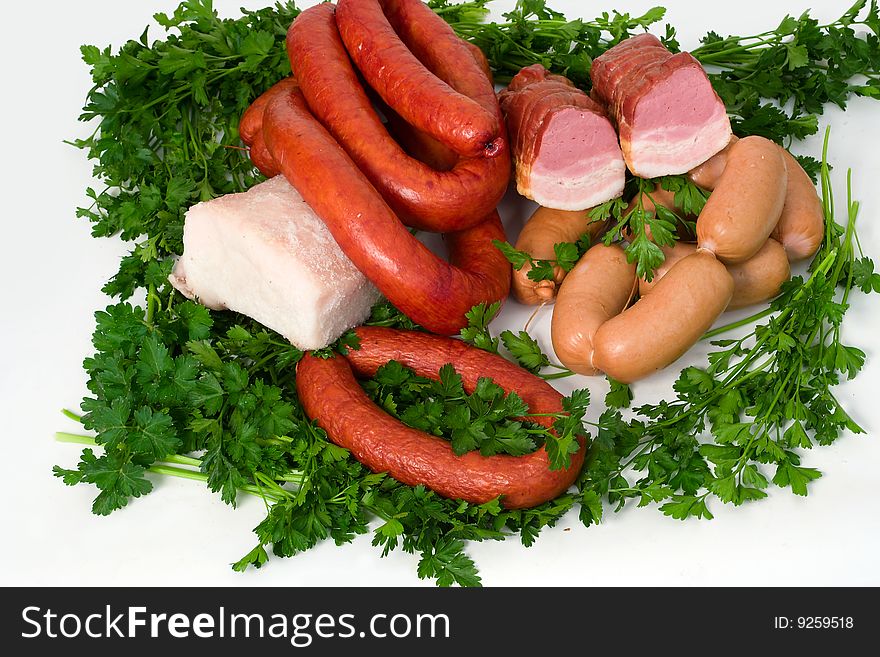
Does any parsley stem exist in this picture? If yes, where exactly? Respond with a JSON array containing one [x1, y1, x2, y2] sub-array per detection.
[[55, 432, 303, 484], [146, 284, 158, 326], [703, 308, 773, 340], [634, 356, 773, 439], [55, 433, 202, 467], [540, 370, 576, 380], [55, 432, 99, 446], [162, 453, 202, 468], [148, 465, 280, 501], [61, 409, 84, 423]]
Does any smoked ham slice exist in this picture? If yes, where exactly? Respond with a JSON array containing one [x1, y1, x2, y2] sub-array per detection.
[[169, 176, 380, 350], [499, 64, 625, 211], [590, 34, 731, 178]]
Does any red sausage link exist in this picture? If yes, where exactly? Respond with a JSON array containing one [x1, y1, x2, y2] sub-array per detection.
[[372, 31, 494, 172], [296, 327, 586, 509], [239, 78, 300, 145], [246, 134, 279, 179], [261, 87, 510, 336], [287, 4, 509, 232], [378, 0, 500, 120], [377, 0, 501, 175], [385, 108, 461, 172], [239, 78, 300, 178], [335, 0, 502, 159]]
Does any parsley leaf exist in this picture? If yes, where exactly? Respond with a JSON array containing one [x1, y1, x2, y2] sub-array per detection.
[[460, 301, 501, 353]]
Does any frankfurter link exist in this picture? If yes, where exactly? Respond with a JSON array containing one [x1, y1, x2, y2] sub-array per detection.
[[696, 136, 788, 264], [287, 3, 509, 232], [551, 243, 637, 375], [687, 135, 737, 191], [592, 250, 734, 383], [335, 0, 502, 159], [639, 239, 791, 309], [689, 136, 824, 261], [637, 241, 696, 297], [772, 147, 825, 260], [512, 206, 608, 305], [296, 328, 586, 509], [261, 87, 510, 336]]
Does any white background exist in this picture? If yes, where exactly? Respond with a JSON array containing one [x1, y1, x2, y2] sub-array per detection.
[[2, 0, 878, 587]]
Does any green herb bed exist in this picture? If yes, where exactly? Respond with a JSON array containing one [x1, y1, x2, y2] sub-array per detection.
[[56, 0, 880, 586]]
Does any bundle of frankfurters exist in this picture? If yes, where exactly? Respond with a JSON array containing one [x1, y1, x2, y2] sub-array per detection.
[[170, 0, 823, 509], [505, 35, 823, 384]]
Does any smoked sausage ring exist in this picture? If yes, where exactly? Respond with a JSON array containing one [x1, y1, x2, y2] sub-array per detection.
[[334, 0, 502, 159], [260, 87, 510, 336], [287, 3, 509, 232], [296, 327, 587, 509]]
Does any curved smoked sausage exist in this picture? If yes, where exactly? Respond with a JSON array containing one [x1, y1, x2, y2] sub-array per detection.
[[296, 327, 586, 509]]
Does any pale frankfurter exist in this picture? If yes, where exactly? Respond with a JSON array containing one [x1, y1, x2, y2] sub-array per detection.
[[687, 135, 738, 191], [550, 243, 637, 375], [640, 239, 790, 309], [689, 135, 824, 261], [592, 249, 734, 383], [696, 136, 787, 264], [772, 147, 825, 260]]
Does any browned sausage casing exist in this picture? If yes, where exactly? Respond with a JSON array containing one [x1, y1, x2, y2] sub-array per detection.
[[378, 6, 496, 173], [261, 88, 510, 336], [286, 3, 509, 232], [335, 0, 502, 159], [512, 206, 608, 305], [696, 136, 787, 264], [296, 327, 586, 509], [593, 250, 734, 383]]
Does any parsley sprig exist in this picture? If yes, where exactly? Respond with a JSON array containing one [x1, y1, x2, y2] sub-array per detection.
[[600, 176, 706, 281], [691, 0, 880, 142], [362, 360, 588, 468], [433, 0, 671, 87], [363, 361, 542, 457], [72, 1, 300, 289], [493, 232, 593, 283], [459, 302, 576, 381]]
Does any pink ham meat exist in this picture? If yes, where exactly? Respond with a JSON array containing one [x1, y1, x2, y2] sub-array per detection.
[[499, 64, 625, 211], [590, 34, 732, 178]]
